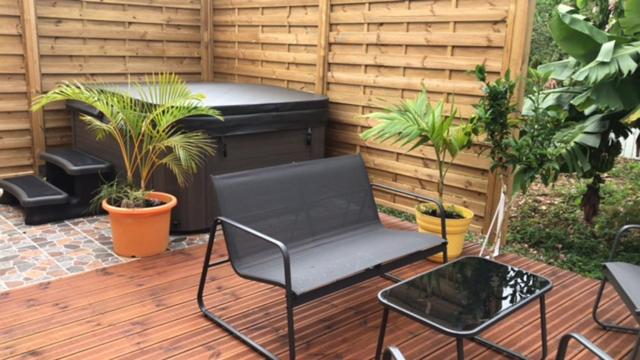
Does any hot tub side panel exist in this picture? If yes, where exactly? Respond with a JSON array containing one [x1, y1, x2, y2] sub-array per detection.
[[153, 127, 326, 232], [70, 110, 327, 233]]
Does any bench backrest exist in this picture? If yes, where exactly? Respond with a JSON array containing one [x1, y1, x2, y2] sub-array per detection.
[[211, 155, 380, 263]]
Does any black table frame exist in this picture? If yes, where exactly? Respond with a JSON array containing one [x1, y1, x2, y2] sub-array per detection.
[[375, 257, 552, 360]]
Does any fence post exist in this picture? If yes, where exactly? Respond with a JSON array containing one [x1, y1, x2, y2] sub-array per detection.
[[483, 0, 537, 242], [19, 0, 45, 174], [315, 0, 330, 95], [201, 0, 213, 81]]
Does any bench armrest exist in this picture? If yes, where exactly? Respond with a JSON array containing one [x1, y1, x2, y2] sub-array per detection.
[[371, 183, 447, 241], [217, 216, 293, 293], [608, 224, 640, 262], [555, 333, 612, 360]]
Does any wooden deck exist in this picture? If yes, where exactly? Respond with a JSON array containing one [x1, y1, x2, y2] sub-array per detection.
[[0, 214, 637, 359]]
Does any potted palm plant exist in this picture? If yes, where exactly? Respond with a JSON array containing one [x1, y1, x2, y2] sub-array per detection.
[[361, 89, 475, 261], [32, 73, 220, 257]]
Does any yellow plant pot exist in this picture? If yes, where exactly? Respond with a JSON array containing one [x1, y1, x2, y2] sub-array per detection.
[[415, 203, 474, 262]]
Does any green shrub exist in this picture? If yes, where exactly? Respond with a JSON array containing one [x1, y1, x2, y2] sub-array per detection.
[[507, 160, 640, 278]]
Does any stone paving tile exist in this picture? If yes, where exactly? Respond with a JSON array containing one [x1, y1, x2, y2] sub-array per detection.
[[26, 221, 124, 273], [169, 233, 209, 250], [1, 204, 25, 228], [0, 203, 208, 292], [66, 216, 113, 250], [0, 216, 69, 290]]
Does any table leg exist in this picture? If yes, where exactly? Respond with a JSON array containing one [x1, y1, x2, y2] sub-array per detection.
[[471, 295, 549, 360], [456, 337, 465, 360], [375, 307, 389, 360], [540, 296, 548, 359]]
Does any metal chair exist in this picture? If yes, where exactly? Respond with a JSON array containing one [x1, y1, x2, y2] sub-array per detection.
[[592, 224, 640, 359]]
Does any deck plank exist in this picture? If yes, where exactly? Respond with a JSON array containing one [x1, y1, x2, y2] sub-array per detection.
[[0, 214, 636, 359]]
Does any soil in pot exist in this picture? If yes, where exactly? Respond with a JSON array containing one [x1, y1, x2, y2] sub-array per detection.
[[417, 204, 466, 219]]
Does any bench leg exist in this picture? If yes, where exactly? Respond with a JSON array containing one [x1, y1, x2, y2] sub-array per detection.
[[286, 291, 297, 360], [456, 337, 464, 360], [375, 307, 390, 360], [197, 220, 281, 360], [593, 278, 640, 334]]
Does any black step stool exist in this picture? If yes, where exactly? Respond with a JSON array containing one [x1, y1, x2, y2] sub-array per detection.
[[0, 149, 113, 225]]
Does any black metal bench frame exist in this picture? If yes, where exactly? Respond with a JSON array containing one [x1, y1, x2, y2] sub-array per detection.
[[197, 183, 447, 360]]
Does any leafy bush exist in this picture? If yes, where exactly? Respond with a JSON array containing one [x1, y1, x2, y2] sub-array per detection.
[[507, 159, 640, 278]]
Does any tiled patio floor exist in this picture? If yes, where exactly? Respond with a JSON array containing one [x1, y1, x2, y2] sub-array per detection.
[[0, 204, 208, 291]]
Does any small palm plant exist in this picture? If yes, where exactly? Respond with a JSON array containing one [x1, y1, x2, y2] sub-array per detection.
[[32, 73, 220, 208], [361, 89, 474, 216]]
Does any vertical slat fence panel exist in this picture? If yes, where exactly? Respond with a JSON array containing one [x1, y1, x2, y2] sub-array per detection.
[[210, 0, 320, 92], [0, 0, 34, 177], [20, 0, 45, 173], [35, 0, 204, 150], [207, 0, 535, 233], [325, 0, 522, 232]]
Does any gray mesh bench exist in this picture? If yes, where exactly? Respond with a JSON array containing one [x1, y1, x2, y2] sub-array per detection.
[[197, 155, 448, 359]]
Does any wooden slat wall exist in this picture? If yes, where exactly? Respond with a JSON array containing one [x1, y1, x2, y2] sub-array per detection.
[[0, 0, 34, 177], [35, 0, 205, 151], [0, 0, 206, 178], [325, 0, 513, 232], [211, 0, 320, 92], [208, 0, 535, 232]]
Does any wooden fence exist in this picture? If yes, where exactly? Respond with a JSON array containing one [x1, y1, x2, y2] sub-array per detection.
[[209, 0, 535, 231], [1, 0, 207, 177], [0, 0, 535, 232]]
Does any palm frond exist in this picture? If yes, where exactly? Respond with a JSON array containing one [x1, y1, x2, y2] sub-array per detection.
[[360, 89, 473, 200], [32, 73, 220, 201]]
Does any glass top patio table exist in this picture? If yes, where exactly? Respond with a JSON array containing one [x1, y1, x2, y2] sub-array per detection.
[[378, 256, 553, 337]]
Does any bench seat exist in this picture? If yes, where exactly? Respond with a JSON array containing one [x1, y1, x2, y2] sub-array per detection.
[[236, 222, 443, 295]]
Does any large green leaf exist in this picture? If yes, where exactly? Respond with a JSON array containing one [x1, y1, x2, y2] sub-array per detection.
[[553, 113, 608, 149], [573, 41, 640, 83], [538, 58, 578, 80], [622, 104, 640, 124], [550, 114, 610, 176], [620, 0, 640, 35], [549, 5, 610, 63]]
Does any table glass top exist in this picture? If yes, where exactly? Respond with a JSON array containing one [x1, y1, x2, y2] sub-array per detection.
[[379, 256, 551, 333]]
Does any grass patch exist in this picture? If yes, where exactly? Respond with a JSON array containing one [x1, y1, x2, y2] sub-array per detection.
[[506, 159, 640, 279], [377, 205, 416, 224]]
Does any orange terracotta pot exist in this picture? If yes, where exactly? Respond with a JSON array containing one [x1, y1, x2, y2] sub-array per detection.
[[102, 191, 177, 257]]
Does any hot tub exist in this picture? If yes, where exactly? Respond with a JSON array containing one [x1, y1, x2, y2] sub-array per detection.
[[68, 83, 328, 232]]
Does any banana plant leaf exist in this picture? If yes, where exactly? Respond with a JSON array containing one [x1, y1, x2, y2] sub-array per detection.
[[538, 58, 578, 80], [619, 0, 640, 35], [573, 41, 640, 84], [622, 104, 640, 124], [549, 5, 610, 63]]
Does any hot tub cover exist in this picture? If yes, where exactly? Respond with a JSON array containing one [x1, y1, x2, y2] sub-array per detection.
[[67, 83, 329, 136]]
